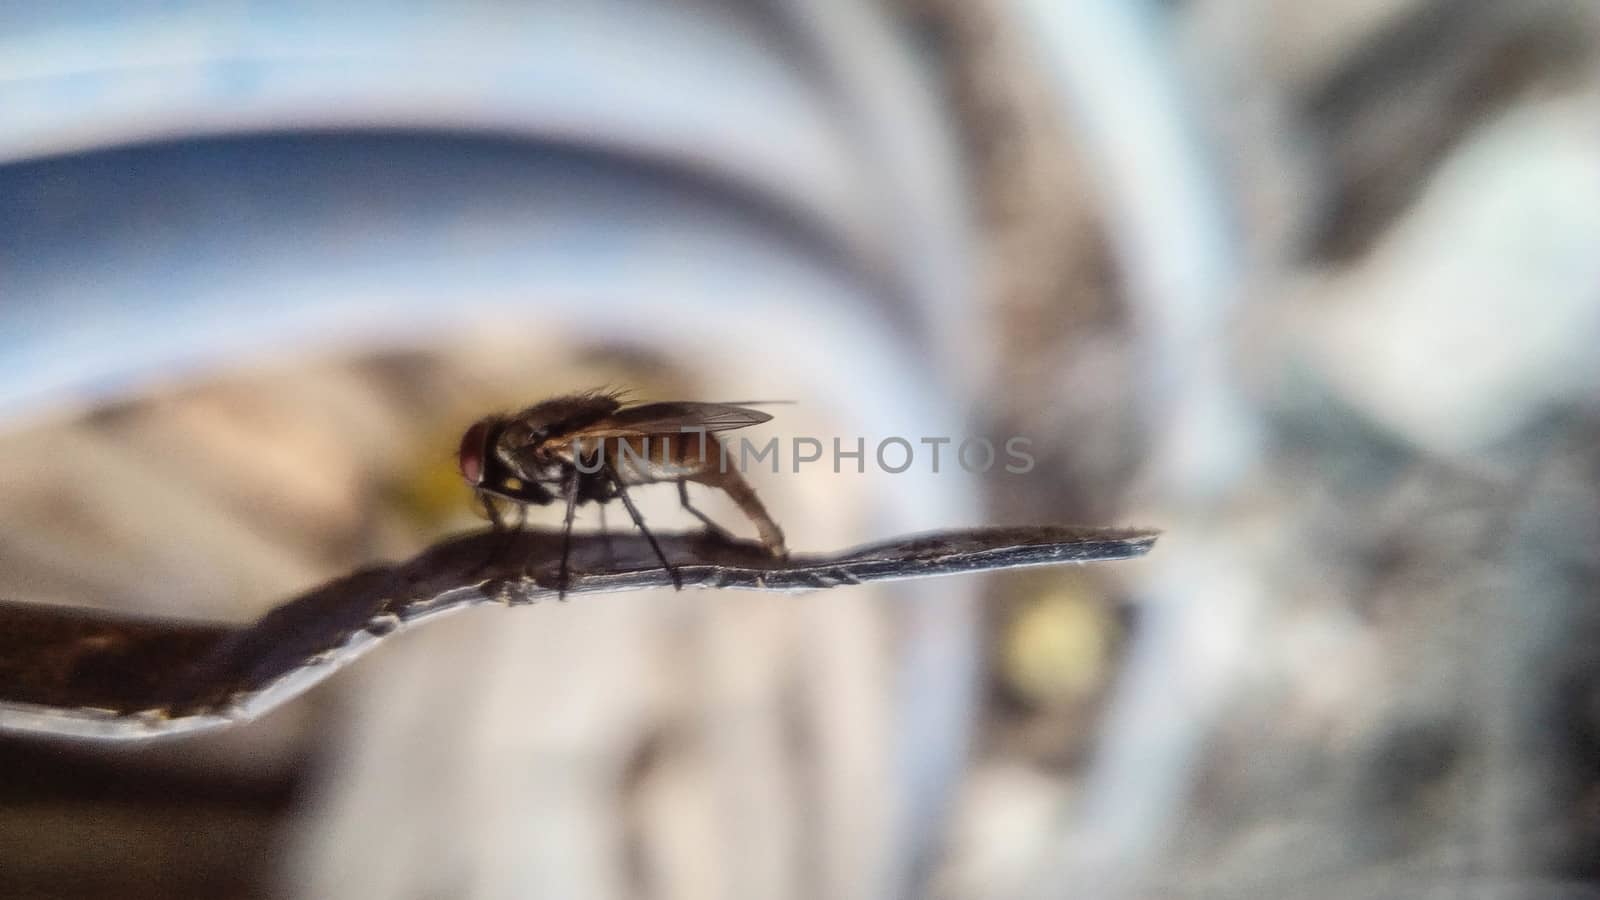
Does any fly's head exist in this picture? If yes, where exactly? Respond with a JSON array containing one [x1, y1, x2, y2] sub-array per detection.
[[457, 416, 503, 489]]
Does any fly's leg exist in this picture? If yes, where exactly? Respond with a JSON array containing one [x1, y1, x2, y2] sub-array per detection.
[[471, 491, 526, 577], [501, 499, 529, 558], [691, 456, 787, 559], [678, 480, 738, 544], [607, 466, 682, 591], [597, 503, 618, 561], [557, 469, 579, 601]]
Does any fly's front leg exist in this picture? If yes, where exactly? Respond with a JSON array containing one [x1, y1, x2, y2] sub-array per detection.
[[472, 491, 526, 578], [478, 489, 502, 531]]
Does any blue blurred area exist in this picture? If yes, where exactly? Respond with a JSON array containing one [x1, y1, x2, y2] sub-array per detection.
[[0, 132, 870, 419]]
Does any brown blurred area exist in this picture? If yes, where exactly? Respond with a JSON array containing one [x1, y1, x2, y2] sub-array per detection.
[[4, 1, 1600, 898]]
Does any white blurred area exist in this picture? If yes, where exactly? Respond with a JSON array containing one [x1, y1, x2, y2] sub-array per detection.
[[2, 1, 1600, 899]]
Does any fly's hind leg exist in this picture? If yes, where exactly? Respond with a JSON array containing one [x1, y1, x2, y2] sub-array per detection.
[[691, 460, 787, 559], [678, 480, 738, 545]]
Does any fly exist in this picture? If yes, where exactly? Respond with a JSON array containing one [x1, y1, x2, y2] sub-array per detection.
[[457, 391, 788, 598]]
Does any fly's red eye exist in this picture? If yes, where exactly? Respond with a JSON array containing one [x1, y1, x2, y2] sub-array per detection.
[[458, 421, 489, 484]]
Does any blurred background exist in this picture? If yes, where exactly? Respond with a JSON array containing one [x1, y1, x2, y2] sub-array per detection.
[[2, 1, 1599, 897]]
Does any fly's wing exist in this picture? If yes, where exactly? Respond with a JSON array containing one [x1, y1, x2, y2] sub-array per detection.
[[545, 402, 774, 441]]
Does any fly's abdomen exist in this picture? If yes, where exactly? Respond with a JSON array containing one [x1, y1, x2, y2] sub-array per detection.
[[601, 432, 719, 484]]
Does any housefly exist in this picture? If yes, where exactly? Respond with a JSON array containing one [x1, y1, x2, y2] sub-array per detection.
[[458, 391, 788, 598]]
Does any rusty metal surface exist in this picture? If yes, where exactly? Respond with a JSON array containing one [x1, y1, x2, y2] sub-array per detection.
[[0, 525, 1155, 742]]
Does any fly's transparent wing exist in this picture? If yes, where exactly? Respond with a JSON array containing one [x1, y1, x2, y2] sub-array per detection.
[[555, 402, 775, 440]]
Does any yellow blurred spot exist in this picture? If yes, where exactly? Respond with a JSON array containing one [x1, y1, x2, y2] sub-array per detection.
[[388, 426, 478, 532], [1002, 584, 1113, 707]]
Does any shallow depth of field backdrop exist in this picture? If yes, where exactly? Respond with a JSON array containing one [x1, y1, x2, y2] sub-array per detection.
[[1, 2, 1598, 898]]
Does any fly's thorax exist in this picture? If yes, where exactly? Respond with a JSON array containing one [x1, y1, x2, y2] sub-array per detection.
[[496, 419, 545, 452], [494, 436, 564, 484]]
